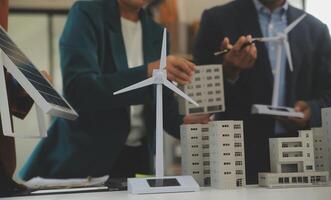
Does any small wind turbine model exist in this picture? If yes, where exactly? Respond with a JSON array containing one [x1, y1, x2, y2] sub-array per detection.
[[114, 28, 200, 194], [252, 14, 307, 118]]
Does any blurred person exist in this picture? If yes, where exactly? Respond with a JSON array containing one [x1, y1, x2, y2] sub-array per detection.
[[194, 0, 331, 184], [20, 0, 209, 181]]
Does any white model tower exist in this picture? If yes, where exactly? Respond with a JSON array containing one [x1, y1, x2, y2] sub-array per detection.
[[209, 121, 246, 189], [180, 124, 211, 186], [321, 108, 331, 175], [252, 14, 307, 118], [114, 28, 200, 194]]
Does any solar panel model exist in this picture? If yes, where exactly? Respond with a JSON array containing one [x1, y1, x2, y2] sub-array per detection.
[[0, 26, 78, 137]]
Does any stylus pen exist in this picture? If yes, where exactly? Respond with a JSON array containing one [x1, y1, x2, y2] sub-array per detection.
[[214, 39, 260, 56]]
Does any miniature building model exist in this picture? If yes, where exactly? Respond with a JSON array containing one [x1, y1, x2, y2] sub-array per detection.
[[312, 127, 330, 172], [178, 65, 225, 115], [321, 108, 331, 175], [259, 130, 329, 188], [181, 121, 246, 189], [209, 121, 246, 189], [181, 124, 210, 186]]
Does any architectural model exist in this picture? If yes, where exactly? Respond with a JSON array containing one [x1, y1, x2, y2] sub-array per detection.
[[251, 14, 307, 118], [259, 130, 329, 188], [312, 127, 330, 172], [178, 64, 225, 115], [181, 124, 210, 186], [114, 28, 200, 194], [321, 108, 331, 175], [181, 121, 246, 189]]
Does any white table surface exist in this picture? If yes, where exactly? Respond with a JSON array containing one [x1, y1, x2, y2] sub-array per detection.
[[3, 185, 331, 200]]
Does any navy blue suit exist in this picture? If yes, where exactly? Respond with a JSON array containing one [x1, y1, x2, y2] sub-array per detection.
[[194, 0, 331, 184]]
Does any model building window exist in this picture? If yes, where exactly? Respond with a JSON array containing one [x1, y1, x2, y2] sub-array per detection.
[[235, 161, 243, 166], [306, 143, 310, 147], [303, 177, 308, 183], [202, 128, 209, 132], [307, 153, 310, 157], [224, 172, 231, 175], [224, 162, 231, 165], [207, 83, 213, 87], [234, 124, 241, 129], [298, 177, 303, 183], [306, 165, 313, 170], [223, 143, 230, 147], [203, 153, 209, 157], [284, 177, 290, 183], [234, 133, 241, 138], [236, 170, 243, 175], [206, 69, 212, 73], [235, 152, 242, 157], [195, 85, 201, 89], [207, 76, 212, 80], [195, 77, 201, 81], [234, 143, 242, 147], [292, 177, 297, 183], [279, 177, 284, 183]]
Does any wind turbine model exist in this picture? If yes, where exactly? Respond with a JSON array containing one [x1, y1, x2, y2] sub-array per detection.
[[114, 28, 200, 194], [252, 14, 307, 118]]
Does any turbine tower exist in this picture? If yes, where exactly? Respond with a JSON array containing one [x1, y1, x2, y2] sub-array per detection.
[[114, 28, 200, 194]]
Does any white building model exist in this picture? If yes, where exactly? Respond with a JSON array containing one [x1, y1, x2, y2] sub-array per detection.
[[178, 65, 225, 115], [181, 124, 211, 186], [181, 121, 246, 189], [321, 108, 331, 175], [259, 130, 329, 188]]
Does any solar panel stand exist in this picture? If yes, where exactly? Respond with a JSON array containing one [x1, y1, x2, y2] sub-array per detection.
[[0, 49, 47, 138]]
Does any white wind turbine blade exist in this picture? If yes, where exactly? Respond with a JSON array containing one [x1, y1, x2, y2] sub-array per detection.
[[163, 80, 199, 107], [284, 14, 307, 34], [283, 39, 294, 72], [160, 28, 167, 69], [113, 77, 154, 95]]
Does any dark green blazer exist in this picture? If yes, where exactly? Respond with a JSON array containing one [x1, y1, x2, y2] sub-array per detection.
[[20, 0, 182, 180]]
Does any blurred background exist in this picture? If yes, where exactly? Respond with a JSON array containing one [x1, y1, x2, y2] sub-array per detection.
[[6, 0, 330, 180]]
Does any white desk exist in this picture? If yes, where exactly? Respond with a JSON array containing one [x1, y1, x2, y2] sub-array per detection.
[[3, 186, 331, 200]]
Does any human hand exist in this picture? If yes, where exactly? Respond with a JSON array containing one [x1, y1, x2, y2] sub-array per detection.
[[148, 56, 196, 85], [221, 35, 257, 80], [183, 114, 214, 125], [277, 101, 311, 129]]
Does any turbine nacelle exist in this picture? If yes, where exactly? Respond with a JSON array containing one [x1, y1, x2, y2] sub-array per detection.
[[153, 69, 167, 84]]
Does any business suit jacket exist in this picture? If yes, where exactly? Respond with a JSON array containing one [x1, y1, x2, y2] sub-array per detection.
[[20, 0, 182, 181], [194, 0, 331, 184]]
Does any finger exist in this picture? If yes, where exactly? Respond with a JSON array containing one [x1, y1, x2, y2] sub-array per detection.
[[167, 63, 191, 82], [233, 36, 248, 52], [294, 101, 308, 112], [221, 37, 230, 50], [185, 59, 196, 73], [171, 58, 194, 77], [181, 59, 196, 75]]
